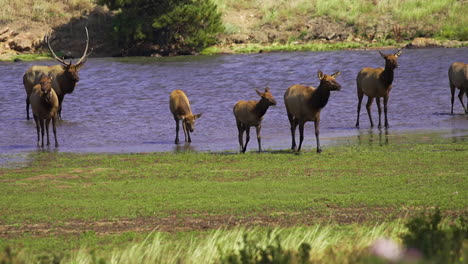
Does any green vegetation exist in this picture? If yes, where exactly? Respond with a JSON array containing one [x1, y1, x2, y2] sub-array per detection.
[[213, 0, 468, 41], [0, 133, 466, 263], [96, 0, 224, 55]]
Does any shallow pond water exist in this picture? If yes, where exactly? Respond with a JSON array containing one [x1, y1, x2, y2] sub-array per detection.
[[0, 48, 467, 160]]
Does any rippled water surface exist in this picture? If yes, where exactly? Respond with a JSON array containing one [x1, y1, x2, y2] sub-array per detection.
[[1, 48, 467, 158]]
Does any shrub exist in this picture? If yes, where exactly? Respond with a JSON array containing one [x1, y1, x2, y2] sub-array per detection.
[[97, 0, 224, 56], [220, 232, 312, 264], [401, 208, 467, 263]]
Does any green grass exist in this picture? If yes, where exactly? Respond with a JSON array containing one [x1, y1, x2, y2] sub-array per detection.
[[0, 133, 467, 262]]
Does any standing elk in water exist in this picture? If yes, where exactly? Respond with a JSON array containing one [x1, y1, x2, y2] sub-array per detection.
[[355, 50, 402, 128], [448, 62, 468, 114], [169, 90, 202, 144], [23, 27, 92, 120], [284, 70, 341, 153], [233, 87, 277, 153], [30, 75, 59, 147]]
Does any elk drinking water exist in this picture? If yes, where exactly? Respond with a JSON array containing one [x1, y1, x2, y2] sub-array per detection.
[[284, 70, 341, 153], [233, 87, 277, 153], [355, 50, 402, 128], [30, 75, 59, 147], [448, 62, 468, 114], [169, 90, 202, 144], [23, 27, 92, 120]]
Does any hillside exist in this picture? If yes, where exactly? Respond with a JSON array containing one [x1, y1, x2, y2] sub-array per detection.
[[0, 0, 467, 59]]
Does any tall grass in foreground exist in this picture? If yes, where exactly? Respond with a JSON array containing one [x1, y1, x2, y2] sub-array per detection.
[[58, 224, 405, 264]]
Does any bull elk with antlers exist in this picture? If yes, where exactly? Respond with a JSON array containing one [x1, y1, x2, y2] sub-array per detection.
[[23, 27, 92, 120]]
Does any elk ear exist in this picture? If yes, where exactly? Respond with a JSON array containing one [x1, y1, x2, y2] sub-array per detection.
[[379, 51, 386, 58], [256, 89, 263, 97], [194, 113, 202, 119], [331, 71, 341, 78], [264, 87, 270, 93], [394, 49, 402, 58], [317, 70, 324, 80]]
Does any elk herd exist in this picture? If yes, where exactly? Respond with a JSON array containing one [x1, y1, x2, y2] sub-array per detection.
[[22, 28, 468, 152]]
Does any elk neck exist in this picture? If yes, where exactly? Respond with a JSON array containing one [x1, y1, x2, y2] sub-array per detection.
[[254, 98, 271, 117], [309, 83, 330, 110], [380, 63, 395, 88], [41, 92, 54, 110], [57, 73, 78, 94]]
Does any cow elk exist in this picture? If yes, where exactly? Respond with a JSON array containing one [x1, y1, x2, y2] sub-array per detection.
[[355, 49, 402, 128], [30, 75, 59, 147], [448, 62, 468, 114], [284, 70, 341, 153], [233, 87, 277, 153], [23, 27, 92, 120], [169, 90, 202, 144]]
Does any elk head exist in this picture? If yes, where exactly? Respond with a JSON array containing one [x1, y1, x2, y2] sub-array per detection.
[[39, 75, 53, 95], [256, 87, 277, 106], [379, 49, 402, 69], [180, 113, 202, 132], [318, 70, 342, 91], [46, 27, 93, 84]]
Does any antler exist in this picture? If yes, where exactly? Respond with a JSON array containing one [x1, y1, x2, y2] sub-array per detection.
[[46, 32, 70, 66], [75, 27, 93, 67]]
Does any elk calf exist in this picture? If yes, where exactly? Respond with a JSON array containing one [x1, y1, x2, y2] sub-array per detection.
[[355, 50, 402, 128], [169, 90, 202, 144], [284, 71, 341, 153], [30, 75, 59, 147], [448, 62, 468, 114], [233, 87, 277, 153]]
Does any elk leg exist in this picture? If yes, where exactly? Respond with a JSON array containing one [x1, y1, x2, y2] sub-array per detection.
[[236, 121, 245, 153], [383, 96, 390, 128], [356, 91, 363, 127], [287, 113, 297, 150], [458, 88, 467, 114], [39, 119, 45, 147], [243, 126, 251, 153], [182, 121, 189, 142], [45, 119, 51, 146], [174, 118, 180, 144], [366, 97, 374, 128], [256, 124, 262, 152], [450, 82, 456, 114], [315, 118, 321, 153], [34, 115, 40, 147], [26, 97, 30, 120], [376, 97, 382, 129], [57, 95, 64, 120], [52, 117, 58, 147], [297, 121, 305, 152]]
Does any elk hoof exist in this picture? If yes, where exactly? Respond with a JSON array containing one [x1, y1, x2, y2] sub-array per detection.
[[317, 148, 322, 153]]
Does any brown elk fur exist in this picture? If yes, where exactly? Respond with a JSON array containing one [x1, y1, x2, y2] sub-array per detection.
[[169, 90, 202, 144], [30, 75, 59, 147], [233, 87, 277, 153], [23, 27, 92, 120], [355, 50, 402, 128], [448, 62, 468, 114], [284, 71, 341, 153]]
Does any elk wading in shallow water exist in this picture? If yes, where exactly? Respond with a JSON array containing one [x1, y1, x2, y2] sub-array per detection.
[[355, 50, 402, 128], [169, 90, 202, 144], [448, 62, 468, 114], [233, 87, 277, 153], [284, 70, 342, 153], [23, 27, 92, 120], [30, 75, 59, 147]]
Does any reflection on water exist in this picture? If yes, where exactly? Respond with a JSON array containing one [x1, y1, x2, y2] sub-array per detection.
[[357, 128, 389, 146], [0, 48, 467, 163]]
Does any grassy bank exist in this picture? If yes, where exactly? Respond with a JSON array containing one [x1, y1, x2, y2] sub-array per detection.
[[0, 133, 466, 262]]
